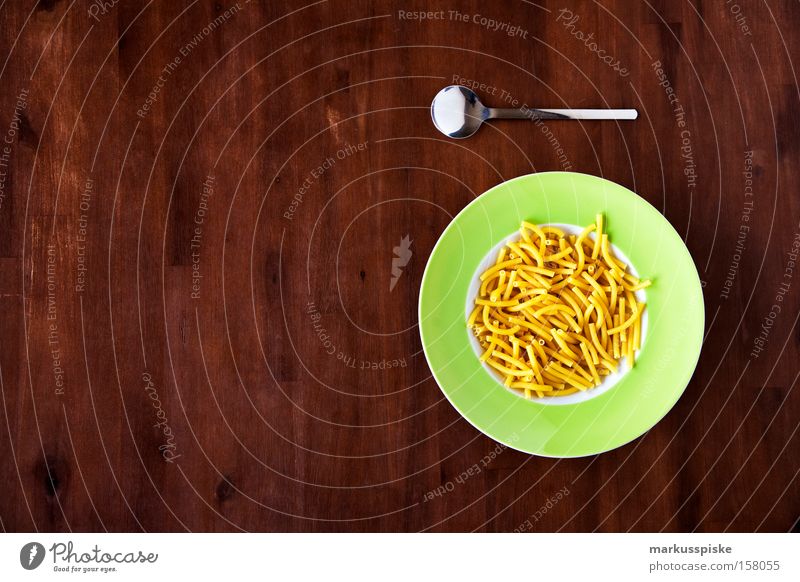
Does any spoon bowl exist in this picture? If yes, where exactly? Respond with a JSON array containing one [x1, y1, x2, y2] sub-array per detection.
[[430, 85, 487, 139]]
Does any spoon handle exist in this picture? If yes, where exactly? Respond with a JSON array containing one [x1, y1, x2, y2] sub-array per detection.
[[488, 108, 638, 121]]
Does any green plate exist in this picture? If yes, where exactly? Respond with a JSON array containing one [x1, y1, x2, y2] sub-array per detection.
[[418, 172, 704, 457]]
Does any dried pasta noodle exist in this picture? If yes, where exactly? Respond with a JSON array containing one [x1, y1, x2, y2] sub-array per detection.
[[467, 215, 651, 399]]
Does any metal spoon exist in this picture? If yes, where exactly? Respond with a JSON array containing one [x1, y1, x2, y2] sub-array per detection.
[[431, 85, 638, 139]]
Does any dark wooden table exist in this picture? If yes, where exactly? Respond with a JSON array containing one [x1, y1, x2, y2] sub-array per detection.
[[0, 0, 797, 532]]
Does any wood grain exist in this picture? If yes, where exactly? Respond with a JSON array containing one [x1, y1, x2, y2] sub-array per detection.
[[0, 0, 798, 532]]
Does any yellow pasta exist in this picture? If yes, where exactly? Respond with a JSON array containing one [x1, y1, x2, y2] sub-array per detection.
[[469, 216, 650, 399]]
